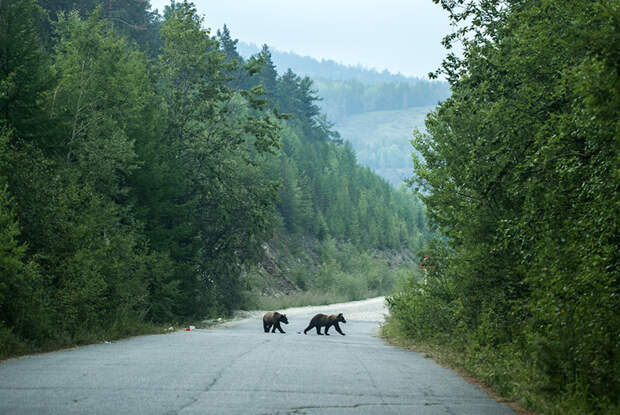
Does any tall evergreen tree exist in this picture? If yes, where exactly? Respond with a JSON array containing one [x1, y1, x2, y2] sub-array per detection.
[[216, 24, 248, 90], [255, 44, 278, 99], [0, 0, 52, 141]]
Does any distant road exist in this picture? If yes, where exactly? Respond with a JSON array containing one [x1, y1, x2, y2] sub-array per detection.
[[0, 297, 514, 414]]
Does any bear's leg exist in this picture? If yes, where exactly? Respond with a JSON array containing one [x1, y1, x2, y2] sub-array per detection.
[[303, 324, 313, 334], [263, 322, 270, 333], [324, 324, 331, 335], [316, 326, 323, 335], [334, 323, 345, 336], [275, 322, 286, 333]]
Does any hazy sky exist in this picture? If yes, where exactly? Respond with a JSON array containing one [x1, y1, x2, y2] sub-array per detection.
[[148, 0, 454, 78]]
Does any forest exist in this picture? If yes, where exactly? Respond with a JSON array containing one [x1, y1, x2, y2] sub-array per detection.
[[334, 106, 432, 187], [385, 0, 619, 414], [0, 0, 428, 356]]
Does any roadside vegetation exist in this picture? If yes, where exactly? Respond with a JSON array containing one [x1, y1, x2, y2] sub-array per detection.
[[241, 235, 416, 310], [385, 1, 619, 414]]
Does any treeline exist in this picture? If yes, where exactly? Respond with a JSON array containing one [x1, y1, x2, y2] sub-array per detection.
[[387, 0, 618, 413], [0, 0, 426, 356], [314, 79, 450, 122]]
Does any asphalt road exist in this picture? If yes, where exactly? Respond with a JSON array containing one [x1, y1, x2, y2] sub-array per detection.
[[0, 297, 515, 414]]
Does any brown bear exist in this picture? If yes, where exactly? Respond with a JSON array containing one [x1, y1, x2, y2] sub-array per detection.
[[303, 313, 346, 336], [263, 311, 289, 333]]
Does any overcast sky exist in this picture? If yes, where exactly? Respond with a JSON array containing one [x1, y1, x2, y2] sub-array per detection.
[[148, 0, 454, 78]]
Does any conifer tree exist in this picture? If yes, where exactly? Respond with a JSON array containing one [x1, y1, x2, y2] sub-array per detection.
[[255, 44, 278, 99]]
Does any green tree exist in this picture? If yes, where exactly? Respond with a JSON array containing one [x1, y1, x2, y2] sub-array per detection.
[[396, 0, 619, 412], [38, 9, 158, 336], [37, 0, 162, 54], [151, 1, 281, 315]]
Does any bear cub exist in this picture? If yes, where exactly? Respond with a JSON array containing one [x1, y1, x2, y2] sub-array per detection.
[[303, 313, 346, 336], [263, 311, 289, 333]]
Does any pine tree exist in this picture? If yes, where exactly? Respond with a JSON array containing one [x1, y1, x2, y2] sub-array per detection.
[[217, 24, 249, 90], [255, 44, 278, 99]]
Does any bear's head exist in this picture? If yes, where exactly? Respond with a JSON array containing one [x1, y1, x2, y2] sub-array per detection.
[[280, 314, 289, 324], [337, 313, 346, 323]]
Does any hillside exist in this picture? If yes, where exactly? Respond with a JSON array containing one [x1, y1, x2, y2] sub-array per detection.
[[233, 42, 448, 187], [241, 234, 418, 310], [335, 107, 433, 187]]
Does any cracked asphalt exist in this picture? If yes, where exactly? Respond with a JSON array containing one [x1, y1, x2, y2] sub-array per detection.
[[0, 297, 515, 414]]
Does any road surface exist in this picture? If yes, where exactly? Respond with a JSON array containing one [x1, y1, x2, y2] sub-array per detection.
[[0, 297, 514, 414]]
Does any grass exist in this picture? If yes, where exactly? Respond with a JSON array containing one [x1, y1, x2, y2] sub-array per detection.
[[382, 316, 620, 415], [381, 318, 535, 415], [1, 320, 168, 361]]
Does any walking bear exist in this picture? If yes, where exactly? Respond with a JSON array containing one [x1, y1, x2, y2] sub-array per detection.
[[263, 311, 289, 333], [303, 313, 346, 336]]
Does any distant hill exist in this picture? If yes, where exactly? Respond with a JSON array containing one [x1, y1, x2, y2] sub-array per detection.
[[238, 41, 416, 83], [334, 106, 433, 187]]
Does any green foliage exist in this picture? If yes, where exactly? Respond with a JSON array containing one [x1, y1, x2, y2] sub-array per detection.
[[0, 0, 282, 353], [0, 132, 48, 354], [38, 0, 163, 54], [272, 113, 427, 250], [31, 9, 155, 340], [390, 0, 619, 412], [388, 242, 460, 341], [134, 0, 281, 317]]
